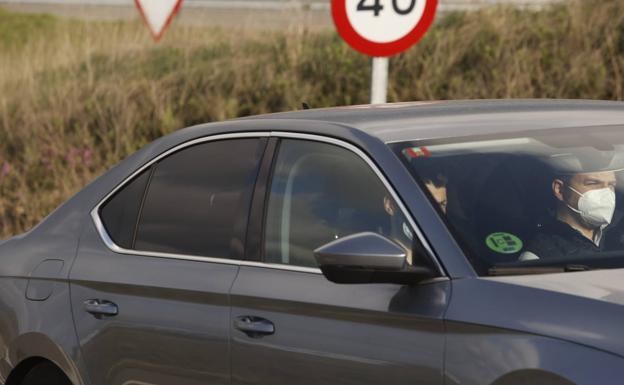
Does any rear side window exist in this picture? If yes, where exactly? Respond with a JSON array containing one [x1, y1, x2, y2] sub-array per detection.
[[134, 138, 265, 258], [100, 168, 151, 249]]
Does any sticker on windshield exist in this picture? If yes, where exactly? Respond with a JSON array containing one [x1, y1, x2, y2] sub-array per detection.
[[403, 147, 431, 159], [485, 232, 523, 254]]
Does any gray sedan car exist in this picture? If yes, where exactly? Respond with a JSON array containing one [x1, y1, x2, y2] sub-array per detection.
[[2, 100, 624, 385]]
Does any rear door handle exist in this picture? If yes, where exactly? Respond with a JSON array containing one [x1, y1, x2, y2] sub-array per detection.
[[84, 299, 118, 317], [234, 316, 275, 338]]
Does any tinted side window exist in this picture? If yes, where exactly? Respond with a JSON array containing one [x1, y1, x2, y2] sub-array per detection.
[[135, 139, 265, 258], [264, 139, 415, 268], [100, 168, 151, 249]]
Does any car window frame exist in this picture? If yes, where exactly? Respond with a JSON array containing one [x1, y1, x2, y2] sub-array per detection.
[[92, 132, 271, 263], [248, 133, 445, 276], [91, 131, 445, 278]]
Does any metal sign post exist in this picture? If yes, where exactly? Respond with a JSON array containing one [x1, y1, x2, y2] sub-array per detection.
[[371, 57, 389, 104], [331, 0, 438, 105]]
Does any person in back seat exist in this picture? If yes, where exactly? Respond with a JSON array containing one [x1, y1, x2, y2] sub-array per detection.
[[424, 174, 448, 214], [418, 163, 448, 214]]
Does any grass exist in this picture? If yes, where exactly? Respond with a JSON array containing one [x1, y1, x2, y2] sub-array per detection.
[[0, 0, 623, 237]]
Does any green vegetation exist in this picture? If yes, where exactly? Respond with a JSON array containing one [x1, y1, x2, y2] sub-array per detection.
[[0, 7, 57, 49], [0, 0, 623, 237]]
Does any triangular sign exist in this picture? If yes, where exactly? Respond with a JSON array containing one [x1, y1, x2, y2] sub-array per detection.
[[135, 0, 184, 41]]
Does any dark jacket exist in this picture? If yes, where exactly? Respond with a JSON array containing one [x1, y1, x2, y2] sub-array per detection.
[[523, 219, 605, 260]]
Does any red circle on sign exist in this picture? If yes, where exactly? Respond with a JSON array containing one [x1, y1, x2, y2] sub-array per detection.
[[332, 0, 438, 57]]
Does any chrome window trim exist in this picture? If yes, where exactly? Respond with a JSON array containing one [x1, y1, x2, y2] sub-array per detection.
[[91, 131, 445, 276]]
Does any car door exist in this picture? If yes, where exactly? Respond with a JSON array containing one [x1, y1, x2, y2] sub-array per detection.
[[70, 136, 268, 385], [230, 136, 449, 385]]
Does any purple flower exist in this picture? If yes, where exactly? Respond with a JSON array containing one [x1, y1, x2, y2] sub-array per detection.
[[0, 162, 10, 178], [83, 148, 93, 166], [65, 148, 79, 167]]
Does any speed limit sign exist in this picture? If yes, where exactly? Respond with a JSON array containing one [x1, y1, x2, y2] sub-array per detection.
[[332, 0, 438, 103], [332, 0, 438, 57]]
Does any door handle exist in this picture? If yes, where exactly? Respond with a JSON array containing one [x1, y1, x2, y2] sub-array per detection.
[[234, 316, 275, 338], [83, 299, 118, 317]]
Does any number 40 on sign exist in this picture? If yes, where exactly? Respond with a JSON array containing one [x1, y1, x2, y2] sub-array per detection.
[[357, 0, 417, 17], [332, 0, 438, 103]]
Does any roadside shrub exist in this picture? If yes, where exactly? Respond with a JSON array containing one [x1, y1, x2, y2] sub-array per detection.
[[0, 0, 622, 237]]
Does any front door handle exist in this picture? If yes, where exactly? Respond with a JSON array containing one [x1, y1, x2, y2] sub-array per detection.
[[234, 316, 275, 338], [84, 299, 118, 317]]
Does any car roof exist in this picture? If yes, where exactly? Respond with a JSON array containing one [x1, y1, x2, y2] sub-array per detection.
[[242, 99, 624, 143]]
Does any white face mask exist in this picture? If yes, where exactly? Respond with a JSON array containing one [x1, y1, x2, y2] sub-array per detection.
[[567, 186, 616, 228]]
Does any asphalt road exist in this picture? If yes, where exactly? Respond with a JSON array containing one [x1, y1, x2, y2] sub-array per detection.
[[0, 2, 334, 30]]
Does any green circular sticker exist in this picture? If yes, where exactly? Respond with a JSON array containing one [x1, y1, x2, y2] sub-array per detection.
[[485, 232, 523, 254]]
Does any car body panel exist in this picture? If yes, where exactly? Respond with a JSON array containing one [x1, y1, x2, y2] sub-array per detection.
[[0, 277, 88, 385], [446, 272, 624, 358], [70, 222, 238, 385], [444, 321, 624, 385], [6, 330, 87, 385], [230, 266, 449, 385], [0, 215, 89, 384]]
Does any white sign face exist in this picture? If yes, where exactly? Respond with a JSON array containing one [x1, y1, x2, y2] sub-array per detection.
[[346, 0, 426, 43], [135, 0, 183, 41], [332, 0, 437, 57]]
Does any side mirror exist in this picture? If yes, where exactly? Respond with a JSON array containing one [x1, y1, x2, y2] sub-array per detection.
[[313, 232, 435, 284]]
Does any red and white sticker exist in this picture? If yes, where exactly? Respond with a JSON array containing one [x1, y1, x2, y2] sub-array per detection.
[[404, 146, 432, 158], [332, 0, 438, 57], [135, 0, 184, 41]]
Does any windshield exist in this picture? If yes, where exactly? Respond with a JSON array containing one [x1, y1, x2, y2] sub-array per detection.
[[392, 126, 624, 276]]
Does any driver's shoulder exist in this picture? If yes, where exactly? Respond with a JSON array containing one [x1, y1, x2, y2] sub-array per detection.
[[520, 220, 586, 261]]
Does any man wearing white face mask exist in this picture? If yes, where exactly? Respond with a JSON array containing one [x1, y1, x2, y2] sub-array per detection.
[[519, 171, 617, 261]]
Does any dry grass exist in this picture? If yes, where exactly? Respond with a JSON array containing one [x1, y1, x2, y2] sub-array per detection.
[[0, 0, 623, 237]]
